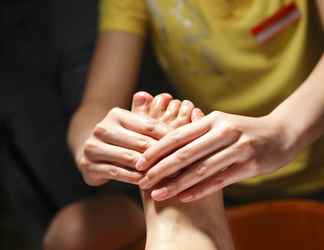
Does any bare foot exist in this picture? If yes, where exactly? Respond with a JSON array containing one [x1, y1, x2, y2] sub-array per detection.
[[131, 92, 235, 250]]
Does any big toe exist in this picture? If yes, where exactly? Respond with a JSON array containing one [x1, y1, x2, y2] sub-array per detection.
[[131, 91, 153, 115]]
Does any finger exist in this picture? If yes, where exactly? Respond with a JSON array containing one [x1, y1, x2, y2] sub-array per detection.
[[160, 99, 181, 123], [89, 163, 144, 185], [178, 161, 257, 202], [135, 116, 211, 171], [96, 108, 169, 140], [84, 139, 142, 168], [131, 91, 153, 115], [82, 174, 109, 187], [149, 93, 173, 119], [191, 108, 204, 122], [171, 100, 194, 127], [95, 124, 157, 153], [150, 140, 250, 201], [139, 127, 240, 190]]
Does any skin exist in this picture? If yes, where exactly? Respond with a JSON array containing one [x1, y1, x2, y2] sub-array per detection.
[[67, 29, 234, 250], [134, 3, 324, 202], [43, 194, 146, 250], [132, 92, 234, 250], [136, 54, 324, 202], [70, 3, 324, 201], [63, 6, 324, 250], [45, 92, 234, 250], [316, 0, 324, 27], [69, 31, 163, 186]]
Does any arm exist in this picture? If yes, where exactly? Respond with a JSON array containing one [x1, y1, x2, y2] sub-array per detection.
[[68, 31, 144, 156], [270, 55, 324, 153], [316, 0, 324, 28], [68, 31, 166, 186], [136, 13, 324, 202]]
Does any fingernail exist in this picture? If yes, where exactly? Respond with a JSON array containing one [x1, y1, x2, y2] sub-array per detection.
[[179, 195, 194, 203], [151, 187, 169, 201], [136, 156, 147, 170], [139, 177, 150, 189]]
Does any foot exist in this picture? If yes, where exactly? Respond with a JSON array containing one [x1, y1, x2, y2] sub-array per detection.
[[131, 92, 235, 250]]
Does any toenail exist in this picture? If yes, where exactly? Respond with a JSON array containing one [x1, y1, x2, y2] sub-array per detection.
[[134, 96, 146, 106]]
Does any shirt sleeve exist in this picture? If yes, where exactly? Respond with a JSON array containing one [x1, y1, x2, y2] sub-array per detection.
[[99, 0, 149, 36]]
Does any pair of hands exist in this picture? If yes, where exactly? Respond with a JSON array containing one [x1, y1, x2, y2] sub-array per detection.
[[77, 92, 298, 202]]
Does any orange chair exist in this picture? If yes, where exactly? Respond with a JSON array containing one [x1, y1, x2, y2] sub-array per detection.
[[227, 200, 324, 250]]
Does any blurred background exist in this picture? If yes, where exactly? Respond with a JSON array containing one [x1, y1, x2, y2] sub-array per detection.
[[0, 0, 176, 249], [1, 1, 323, 250]]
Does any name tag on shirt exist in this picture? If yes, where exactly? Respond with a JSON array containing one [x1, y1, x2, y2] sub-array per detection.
[[250, 2, 301, 44]]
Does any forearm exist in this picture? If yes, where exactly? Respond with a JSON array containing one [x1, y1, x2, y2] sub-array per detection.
[[67, 31, 144, 157], [271, 55, 324, 150], [68, 101, 112, 157]]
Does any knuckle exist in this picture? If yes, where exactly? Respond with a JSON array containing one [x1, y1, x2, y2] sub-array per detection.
[[143, 121, 156, 134], [218, 122, 236, 136], [122, 151, 137, 165], [109, 107, 121, 116], [83, 172, 100, 186], [240, 138, 257, 156], [93, 124, 107, 138], [175, 148, 191, 162], [108, 168, 120, 178], [137, 138, 151, 151], [79, 157, 91, 171], [210, 110, 223, 118], [83, 139, 98, 155], [195, 165, 208, 177]]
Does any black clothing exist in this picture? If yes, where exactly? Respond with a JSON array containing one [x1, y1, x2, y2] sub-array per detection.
[[0, 1, 97, 249]]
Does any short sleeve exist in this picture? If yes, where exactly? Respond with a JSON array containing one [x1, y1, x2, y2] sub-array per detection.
[[99, 0, 149, 36]]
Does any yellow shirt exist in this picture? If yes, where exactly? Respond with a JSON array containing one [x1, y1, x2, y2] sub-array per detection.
[[100, 0, 324, 200]]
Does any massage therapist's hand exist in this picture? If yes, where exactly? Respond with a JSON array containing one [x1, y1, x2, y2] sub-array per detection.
[[76, 98, 170, 187], [136, 111, 299, 202]]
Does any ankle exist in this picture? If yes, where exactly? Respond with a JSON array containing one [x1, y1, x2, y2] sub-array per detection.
[[142, 190, 234, 250]]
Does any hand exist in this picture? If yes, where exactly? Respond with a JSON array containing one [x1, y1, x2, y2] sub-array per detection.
[[76, 95, 170, 186], [136, 111, 298, 202]]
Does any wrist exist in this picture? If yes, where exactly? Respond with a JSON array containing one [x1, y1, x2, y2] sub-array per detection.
[[267, 108, 308, 155]]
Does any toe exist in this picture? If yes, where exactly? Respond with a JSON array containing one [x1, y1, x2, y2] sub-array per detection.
[[149, 93, 172, 119], [172, 100, 194, 127], [131, 91, 153, 115], [161, 99, 181, 124], [191, 108, 205, 121]]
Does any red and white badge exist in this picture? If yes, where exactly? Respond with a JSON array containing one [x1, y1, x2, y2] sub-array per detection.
[[250, 2, 301, 44]]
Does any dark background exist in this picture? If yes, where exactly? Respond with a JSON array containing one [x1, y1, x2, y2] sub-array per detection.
[[1, 1, 324, 250], [0, 0, 174, 249]]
